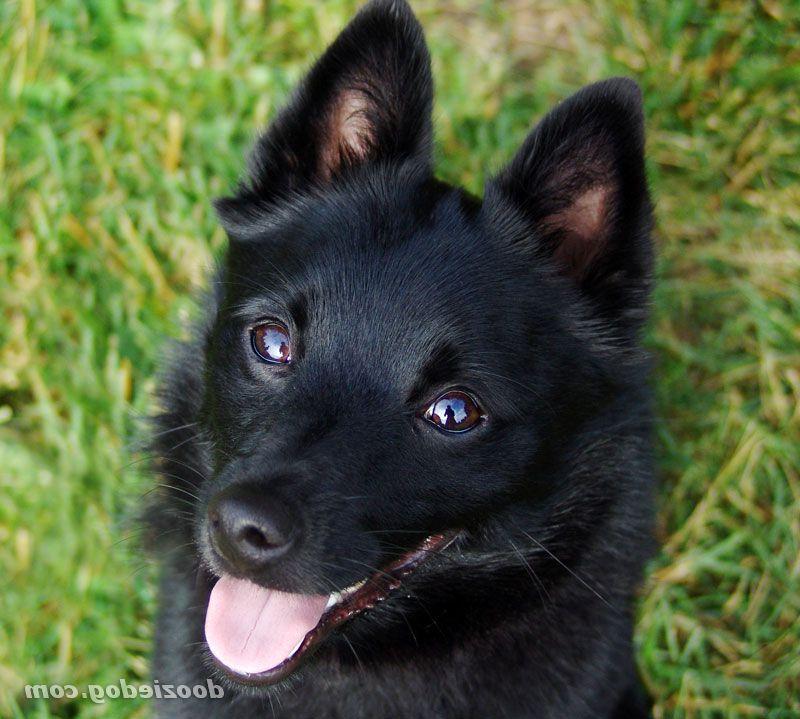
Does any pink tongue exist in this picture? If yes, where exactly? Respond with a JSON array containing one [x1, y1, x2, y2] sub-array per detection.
[[205, 575, 328, 675]]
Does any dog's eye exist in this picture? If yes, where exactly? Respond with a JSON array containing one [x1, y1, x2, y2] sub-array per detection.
[[251, 322, 292, 364], [423, 391, 483, 433]]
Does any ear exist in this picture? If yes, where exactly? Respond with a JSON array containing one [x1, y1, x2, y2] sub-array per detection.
[[218, 0, 432, 221], [487, 78, 653, 328]]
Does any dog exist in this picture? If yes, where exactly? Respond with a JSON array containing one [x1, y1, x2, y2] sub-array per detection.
[[146, 1, 656, 716]]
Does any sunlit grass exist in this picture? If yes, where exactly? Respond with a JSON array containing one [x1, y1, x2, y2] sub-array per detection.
[[1, 1, 798, 716]]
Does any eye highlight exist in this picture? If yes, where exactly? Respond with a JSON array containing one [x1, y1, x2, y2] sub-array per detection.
[[251, 322, 292, 364], [423, 390, 484, 433]]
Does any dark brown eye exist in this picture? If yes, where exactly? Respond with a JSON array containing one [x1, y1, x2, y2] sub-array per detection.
[[251, 322, 292, 364], [423, 390, 483, 433]]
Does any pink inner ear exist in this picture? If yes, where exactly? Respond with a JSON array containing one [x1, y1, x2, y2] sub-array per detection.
[[549, 184, 610, 278], [320, 88, 374, 180]]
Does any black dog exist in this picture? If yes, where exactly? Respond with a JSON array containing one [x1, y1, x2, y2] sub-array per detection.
[[147, 1, 655, 716]]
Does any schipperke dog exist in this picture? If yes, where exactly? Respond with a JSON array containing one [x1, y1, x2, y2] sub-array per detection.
[[147, 0, 655, 716]]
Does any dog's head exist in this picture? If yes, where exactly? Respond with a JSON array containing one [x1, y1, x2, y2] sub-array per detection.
[[153, 0, 652, 690]]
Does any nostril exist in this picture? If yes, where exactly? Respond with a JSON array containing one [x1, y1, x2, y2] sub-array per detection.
[[240, 524, 277, 551]]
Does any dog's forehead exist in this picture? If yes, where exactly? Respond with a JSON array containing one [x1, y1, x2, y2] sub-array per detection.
[[306, 206, 493, 320], [225, 182, 542, 370], [225, 211, 477, 387]]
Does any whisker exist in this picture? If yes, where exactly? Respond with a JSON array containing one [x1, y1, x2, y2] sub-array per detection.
[[516, 528, 613, 610], [155, 456, 208, 483], [507, 539, 551, 607], [153, 482, 202, 502], [363, 529, 430, 535], [160, 431, 203, 454], [109, 525, 188, 548], [339, 557, 397, 583], [341, 634, 365, 675], [153, 469, 205, 492]]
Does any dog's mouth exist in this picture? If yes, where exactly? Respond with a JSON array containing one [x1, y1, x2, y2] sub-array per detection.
[[204, 532, 458, 685]]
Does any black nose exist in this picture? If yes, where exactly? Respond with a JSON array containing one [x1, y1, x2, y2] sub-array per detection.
[[207, 483, 296, 573]]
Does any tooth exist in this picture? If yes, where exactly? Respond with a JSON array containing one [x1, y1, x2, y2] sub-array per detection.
[[343, 579, 366, 595], [326, 592, 341, 609], [289, 638, 304, 656]]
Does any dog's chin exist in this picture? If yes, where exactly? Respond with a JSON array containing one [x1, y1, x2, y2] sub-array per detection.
[[201, 532, 461, 689]]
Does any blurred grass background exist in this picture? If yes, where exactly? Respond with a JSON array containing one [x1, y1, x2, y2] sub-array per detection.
[[1, 0, 798, 716]]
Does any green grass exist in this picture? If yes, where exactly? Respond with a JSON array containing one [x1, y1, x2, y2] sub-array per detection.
[[1, 0, 798, 717]]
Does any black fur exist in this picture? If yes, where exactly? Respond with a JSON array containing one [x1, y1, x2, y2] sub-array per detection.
[[147, 1, 656, 716]]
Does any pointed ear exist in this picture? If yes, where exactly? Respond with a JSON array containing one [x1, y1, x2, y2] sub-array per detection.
[[487, 78, 653, 328], [218, 0, 432, 221]]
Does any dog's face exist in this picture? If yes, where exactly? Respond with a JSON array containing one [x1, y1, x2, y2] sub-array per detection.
[[166, 0, 650, 690]]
